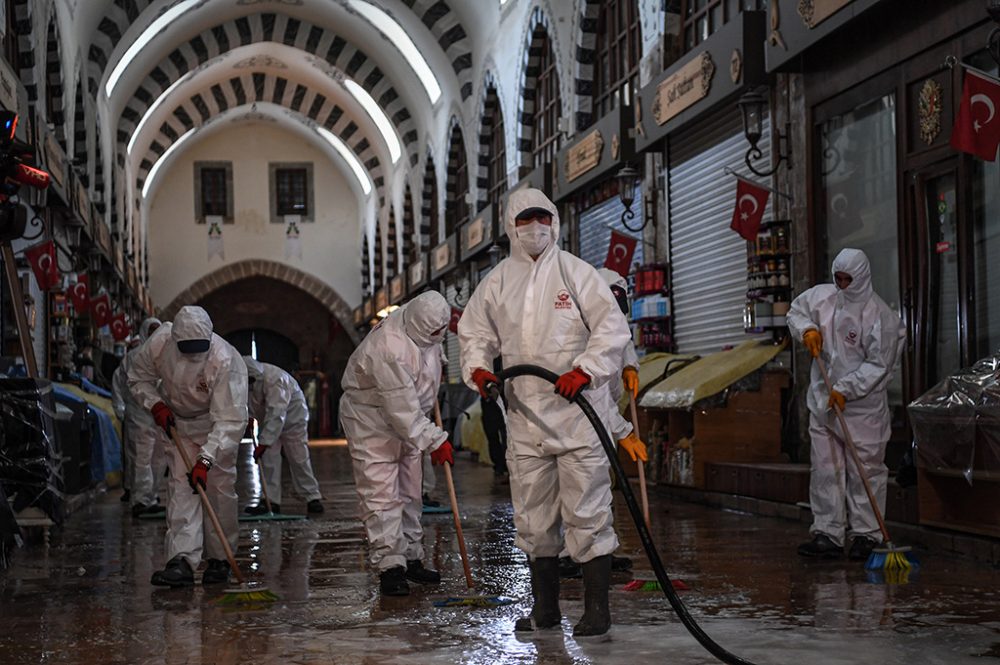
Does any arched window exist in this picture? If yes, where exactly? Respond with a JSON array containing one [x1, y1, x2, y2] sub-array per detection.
[[422, 154, 439, 249], [2, 1, 20, 76], [403, 183, 415, 262], [445, 122, 469, 236], [484, 87, 506, 212], [361, 233, 371, 294], [592, 0, 640, 122], [374, 222, 383, 290], [387, 208, 398, 277], [530, 27, 560, 168], [44, 16, 65, 150], [72, 76, 89, 187]]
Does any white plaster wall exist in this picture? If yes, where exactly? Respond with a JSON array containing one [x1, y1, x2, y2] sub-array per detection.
[[146, 121, 361, 309]]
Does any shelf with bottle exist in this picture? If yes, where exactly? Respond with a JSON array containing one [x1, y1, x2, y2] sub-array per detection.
[[633, 263, 669, 297]]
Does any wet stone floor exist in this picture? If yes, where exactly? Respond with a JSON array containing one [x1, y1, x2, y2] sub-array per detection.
[[3, 442, 1000, 665]]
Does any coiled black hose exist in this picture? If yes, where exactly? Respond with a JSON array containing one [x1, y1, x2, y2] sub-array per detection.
[[493, 365, 759, 665]]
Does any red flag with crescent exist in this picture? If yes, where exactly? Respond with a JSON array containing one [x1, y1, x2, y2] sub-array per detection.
[[110, 313, 130, 341], [69, 274, 90, 313], [730, 178, 770, 242], [604, 230, 638, 277], [24, 240, 60, 290], [91, 293, 112, 327], [951, 68, 1000, 161], [448, 307, 463, 334]]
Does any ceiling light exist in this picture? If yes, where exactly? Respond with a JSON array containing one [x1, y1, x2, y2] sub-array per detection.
[[142, 128, 195, 199], [317, 126, 372, 195], [347, 0, 441, 104], [344, 79, 402, 164], [127, 72, 192, 155], [105, 0, 199, 99]]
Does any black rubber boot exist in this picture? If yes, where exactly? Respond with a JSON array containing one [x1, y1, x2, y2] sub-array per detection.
[[797, 534, 842, 559], [405, 559, 441, 584], [307, 499, 324, 514], [202, 559, 231, 585], [244, 502, 279, 515], [848, 536, 878, 561], [514, 557, 561, 632], [611, 555, 633, 572], [151, 556, 194, 588], [131, 503, 150, 518], [572, 554, 612, 637], [558, 556, 582, 579], [379, 566, 410, 596]]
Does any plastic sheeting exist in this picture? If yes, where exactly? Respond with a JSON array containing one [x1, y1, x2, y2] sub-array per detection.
[[907, 351, 1000, 485], [639, 339, 787, 409], [53, 384, 122, 487], [0, 379, 63, 526]]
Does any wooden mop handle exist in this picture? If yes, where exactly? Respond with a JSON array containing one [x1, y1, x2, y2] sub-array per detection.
[[434, 401, 474, 589], [251, 429, 274, 514], [169, 427, 246, 584], [814, 356, 892, 544], [628, 392, 651, 530]]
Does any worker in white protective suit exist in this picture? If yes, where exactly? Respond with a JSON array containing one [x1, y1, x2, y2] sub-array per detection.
[[787, 248, 905, 561], [340, 290, 453, 597], [459, 188, 632, 637], [128, 306, 248, 587], [242, 356, 324, 515], [112, 317, 168, 518]]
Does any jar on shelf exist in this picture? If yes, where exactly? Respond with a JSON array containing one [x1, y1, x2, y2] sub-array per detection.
[[775, 226, 788, 253]]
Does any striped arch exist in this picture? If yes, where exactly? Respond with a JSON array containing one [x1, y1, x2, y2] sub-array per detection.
[[420, 149, 437, 250], [361, 232, 371, 295], [475, 70, 501, 215], [401, 0, 474, 100], [374, 216, 384, 290], [444, 115, 468, 239], [72, 74, 91, 188], [85, 0, 155, 99], [12, 0, 35, 100], [573, 0, 604, 132], [387, 206, 398, 278], [134, 72, 385, 205], [43, 12, 66, 149], [516, 6, 560, 170], [111, 14, 420, 167], [402, 182, 415, 262]]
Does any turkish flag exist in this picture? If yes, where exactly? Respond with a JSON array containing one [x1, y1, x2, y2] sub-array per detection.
[[448, 307, 463, 334], [24, 240, 60, 290], [604, 230, 638, 277], [110, 313, 130, 341], [91, 293, 112, 327], [730, 178, 770, 241], [68, 274, 90, 313], [951, 69, 1000, 161]]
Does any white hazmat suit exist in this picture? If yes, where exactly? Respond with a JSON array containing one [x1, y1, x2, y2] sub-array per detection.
[[787, 249, 905, 547], [340, 291, 450, 572], [243, 357, 322, 506], [597, 268, 640, 441], [112, 317, 168, 510], [458, 188, 632, 564], [128, 306, 248, 569]]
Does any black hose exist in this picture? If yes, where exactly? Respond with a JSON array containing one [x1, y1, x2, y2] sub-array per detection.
[[493, 365, 759, 665]]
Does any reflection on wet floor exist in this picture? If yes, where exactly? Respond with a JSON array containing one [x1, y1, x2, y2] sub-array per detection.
[[2, 444, 1000, 664]]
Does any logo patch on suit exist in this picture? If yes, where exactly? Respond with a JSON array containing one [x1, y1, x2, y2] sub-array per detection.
[[845, 329, 859, 346], [196, 380, 210, 393], [554, 290, 572, 310]]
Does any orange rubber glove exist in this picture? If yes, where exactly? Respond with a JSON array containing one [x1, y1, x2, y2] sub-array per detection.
[[430, 441, 454, 466], [828, 390, 846, 413], [622, 367, 639, 400], [472, 368, 499, 399], [618, 431, 648, 462], [554, 368, 591, 400], [803, 330, 822, 358]]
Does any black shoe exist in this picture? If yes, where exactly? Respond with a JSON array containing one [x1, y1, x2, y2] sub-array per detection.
[[120, 490, 131, 503], [307, 499, 324, 514], [493, 472, 510, 486], [379, 566, 410, 596], [611, 555, 633, 572], [514, 557, 561, 632], [422, 493, 440, 508], [151, 556, 194, 588], [848, 536, 879, 561], [558, 556, 581, 579], [405, 559, 441, 584], [797, 534, 843, 559], [131, 503, 150, 518], [145, 504, 166, 515], [202, 559, 231, 585], [573, 555, 612, 637], [244, 503, 279, 515]]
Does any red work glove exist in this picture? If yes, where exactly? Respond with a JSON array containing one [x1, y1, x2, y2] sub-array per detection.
[[472, 368, 499, 399], [430, 441, 454, 466], [253, 445, 267, 462], [151, 401, 175, 435], [554, 368, 591, 400], [188, 458, 210, 493]]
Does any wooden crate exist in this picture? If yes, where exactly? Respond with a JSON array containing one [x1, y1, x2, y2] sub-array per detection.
[[917, 467, 1000, 538]]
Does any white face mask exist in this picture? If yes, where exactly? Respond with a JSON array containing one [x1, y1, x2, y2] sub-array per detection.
[[517, 221, 551, 256]]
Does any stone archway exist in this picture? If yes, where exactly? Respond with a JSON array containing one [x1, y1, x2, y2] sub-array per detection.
[[160, 259, 360, 346]]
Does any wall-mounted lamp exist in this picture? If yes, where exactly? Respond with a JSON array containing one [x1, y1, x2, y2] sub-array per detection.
[[988, 0, 1000, 66], [616, 164, 646, 232], [738, 88, 791, 177]]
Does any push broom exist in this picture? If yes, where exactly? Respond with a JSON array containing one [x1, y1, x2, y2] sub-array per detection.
[[815, 356, 917, 582], [430, 401, 514, 609], [168, 427, 278, 604], [239, 430, 305, 522]]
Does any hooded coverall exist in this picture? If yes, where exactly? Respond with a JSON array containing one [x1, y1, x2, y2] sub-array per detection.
[[128, 306, 248, 568], [243, 357, 322, 505], [787, 249, 906, 547], [339, 291, 450, 572], [596, 267, 640, 441], [112, 317, 167, 509], [458, 188, 632, 564]]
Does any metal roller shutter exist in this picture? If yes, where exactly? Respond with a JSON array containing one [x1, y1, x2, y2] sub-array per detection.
[[668, 106, 771, 355], [444, 283, 461, 383], [578, 185, 645, 269]]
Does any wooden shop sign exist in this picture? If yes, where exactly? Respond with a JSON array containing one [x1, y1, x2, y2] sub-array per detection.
[[389, 274, 405, 304], [565, 130, 603, 183], [797, 0, 852, 29], [374, 288, 388, 314], [43, 130, 66, 191], [652, 51, 716, 127], [408, 253, 428, 293], [75, 181, 92, 228], [353, 306, 363, 327], [432, 241, 450, 272]]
